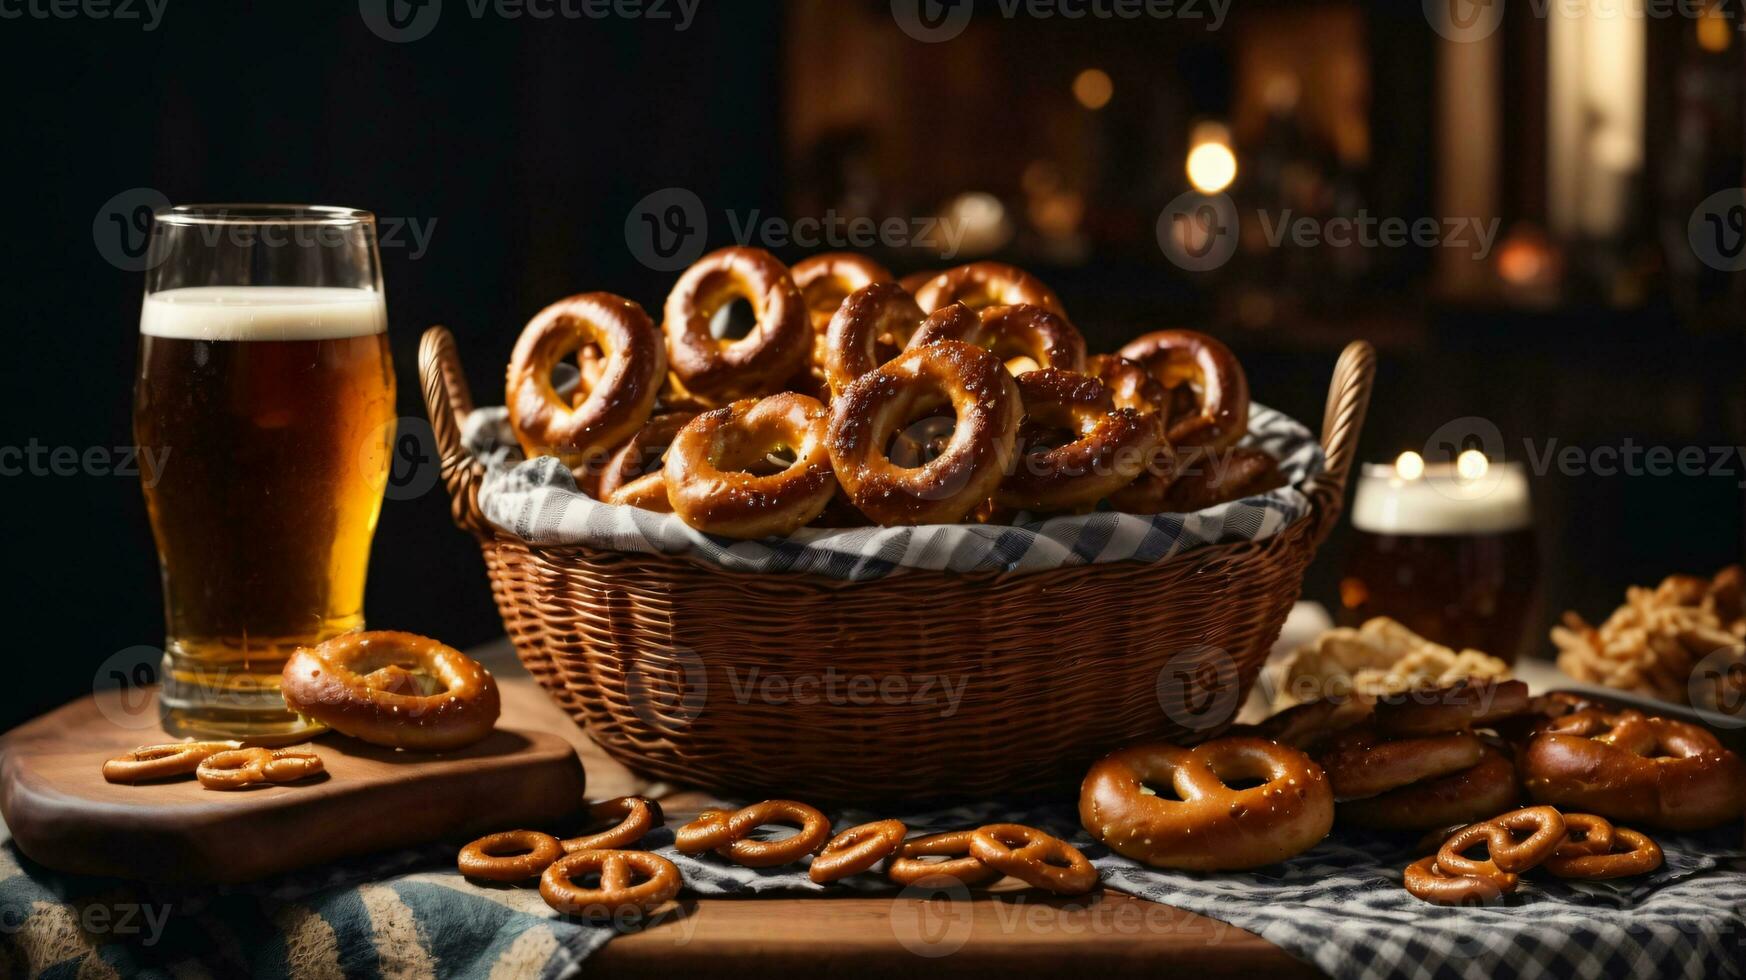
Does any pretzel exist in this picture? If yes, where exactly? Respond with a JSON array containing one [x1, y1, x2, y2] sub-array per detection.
[[821, 283, 957, 397], [791, 252, 894, 332], [1338, 744, 1520, 830], [884, 830, 998, 887], [910, 261, 1067, 321], [540, 849, 682, 917], [1435, 806, 1566, 876], [967, 823, 1098, 895], [1371, 679, 1531, 736], [1553, 566, 1745, 709], [1402, 854, 1517, 906], [663, 393, 838, 539], [1116, 329, 1250, 452], [507, 292, 667, 468], [563, 796, 665, 853], [996, 369, 1165, 513], [673, 800, 832, 868], [1163, 447, 1283, 512], [1080, 737, 1334, 870], [907, 303, 1086, 375], [828, 340, 1021, 525], [1521, 708, 1746, 829], [458, 830, 565, 881], [597, 412, 695, 511], [1227, 695, 1374, 752], [281, 631, 501, 751], [1552, 812, 1615, 858], [195, 746, 325, 790], [808, 819, 908, 884], [1086, 354, 1166, 414], [1542, 826, 1662, 879], [1315, 725, 1486, 800], [102, 741, 239, 784], [662, 246, 811, 407]]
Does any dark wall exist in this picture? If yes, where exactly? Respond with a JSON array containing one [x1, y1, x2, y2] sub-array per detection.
[[0, 1, 785, 729]]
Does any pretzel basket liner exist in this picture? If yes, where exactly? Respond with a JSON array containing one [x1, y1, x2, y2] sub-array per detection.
[[421, 328, 1375, 800]]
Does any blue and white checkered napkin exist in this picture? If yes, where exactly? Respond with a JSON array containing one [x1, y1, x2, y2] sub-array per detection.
[[6, 802, 1743, 978], [461, 402, 1323, 580]]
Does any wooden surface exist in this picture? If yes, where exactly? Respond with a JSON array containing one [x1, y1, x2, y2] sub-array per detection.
[[0, 680, 587, 884]]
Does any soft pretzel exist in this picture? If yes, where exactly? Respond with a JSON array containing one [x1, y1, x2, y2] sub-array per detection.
[[597, 412, 695, 511], [1521, 708, 1746, 829], [827, 340, 1021, 525], [1338, 744, 1520, 830], [507, 292, 667, 469], [967, 823, 1098, 895], [663, 393, 837, 539], [281, 631, 501, 751], [908, 303, 1086, 375], [563, 796, 665, 853], [1226, 695, 1374, 752], [103, 741, 239, 784], [996, 369, 1165, 513], [1542, 826, 1662, 879], [1315, 725, 1485, 800], [1372, 679, 1531, 736], [541, 849, 682, 916], [458, 830, 564, 881], [884, 830, 998, 887], [1116, 329, 1250, 452], [821, 283, 961, 397], [1435, 806, 1566, 876], [1080, 737, 1334, 870], [1402, 854, 1517, 906], [662, 246, 811, 406], [791, 252, 894, 331], [911, 262, 1067, 320], [674, 800, 832, 868], [195, 746, 325, 790], [809, 819, 907, 884]]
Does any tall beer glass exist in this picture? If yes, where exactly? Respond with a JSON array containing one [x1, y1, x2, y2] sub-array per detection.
[[134, 205, 395, 737]]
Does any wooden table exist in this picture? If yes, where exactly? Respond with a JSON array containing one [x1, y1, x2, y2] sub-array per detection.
[[469, 639, 1318, 978]]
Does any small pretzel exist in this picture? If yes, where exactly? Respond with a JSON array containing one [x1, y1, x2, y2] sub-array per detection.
[[809, 819, 908, 884], [596, 412, 695, 510], [1543, 826, 1663, 879], [673, 800, 832, 869], [1080, 737, 1334, 871], [507, 292, 667, 467], [1338, 745, 1521, 831], [281, 631, 500, 751], [540, 849, 682, 917], [828, 340, 1021, 525], [821, 283, 949, 397], [885, 830, 998, 887], [662, 246, 811, 407], [911, 262, 1067, 321], [195, 747, 326, 790], [563, 796, 665, 853], [1402, 854, 1518, 906], [1116, 329, 1250, 452], [1315, 725, 1485, 800], [663, 393, 838, 539], [1522, 709, 1746, 830], [791, 252, 894, 332], [1372, 679, 1531, 736], [908, 303, 1086, 375], [1435, 806, 1566, 876], [102, 741, 239, 784], [997, 369, 1165, 513], [458, 830, 565, 881], [967, 823, 1098, 895]]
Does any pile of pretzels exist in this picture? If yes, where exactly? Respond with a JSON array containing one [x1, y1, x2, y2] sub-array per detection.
[[505, 248, 1279, 539]]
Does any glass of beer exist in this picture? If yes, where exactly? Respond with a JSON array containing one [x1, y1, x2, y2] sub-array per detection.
[[1339, 453, 1540, 663], [134, 205, 395, 738]]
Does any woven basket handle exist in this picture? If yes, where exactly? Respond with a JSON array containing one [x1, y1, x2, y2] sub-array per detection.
[[418, 325, 492, 537], [1303, 339, 1376, 548]]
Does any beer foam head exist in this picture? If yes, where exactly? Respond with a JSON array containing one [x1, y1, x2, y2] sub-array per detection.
[[141, 286, 386, 341], [1351, 462, 1532, 535]]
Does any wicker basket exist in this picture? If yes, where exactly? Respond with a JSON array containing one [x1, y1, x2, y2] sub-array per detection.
[[420, 327, 1375, 801]]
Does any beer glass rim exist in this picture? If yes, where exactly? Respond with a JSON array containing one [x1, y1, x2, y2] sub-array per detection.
[[153, 204, 375, 227]]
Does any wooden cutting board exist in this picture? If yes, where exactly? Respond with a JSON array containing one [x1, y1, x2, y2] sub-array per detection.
[[0, 687, 588, 884]]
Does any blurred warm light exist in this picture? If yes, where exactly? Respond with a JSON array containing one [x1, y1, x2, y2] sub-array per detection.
[[940, 191, 1012, 255], [1496, 227, 1555, 287], [1072, 68, 1113, 110], [1698, 4, 1732, 52], [1395, 451, 1425, 482], [1187, 142, 1238, 194], [1457, 450, 1490, 482]]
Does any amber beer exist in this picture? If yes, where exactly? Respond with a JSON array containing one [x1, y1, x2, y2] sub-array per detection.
[[1339, 460, 1539, 663], [135, 285, 394, 736]]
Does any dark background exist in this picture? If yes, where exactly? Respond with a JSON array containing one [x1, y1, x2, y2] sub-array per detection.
[[1, 0, 1741, 730]]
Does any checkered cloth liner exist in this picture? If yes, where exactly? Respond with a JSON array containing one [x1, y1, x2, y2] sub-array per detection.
[[6, 800, 1743, 977], [459, 402, 1323, 580]]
